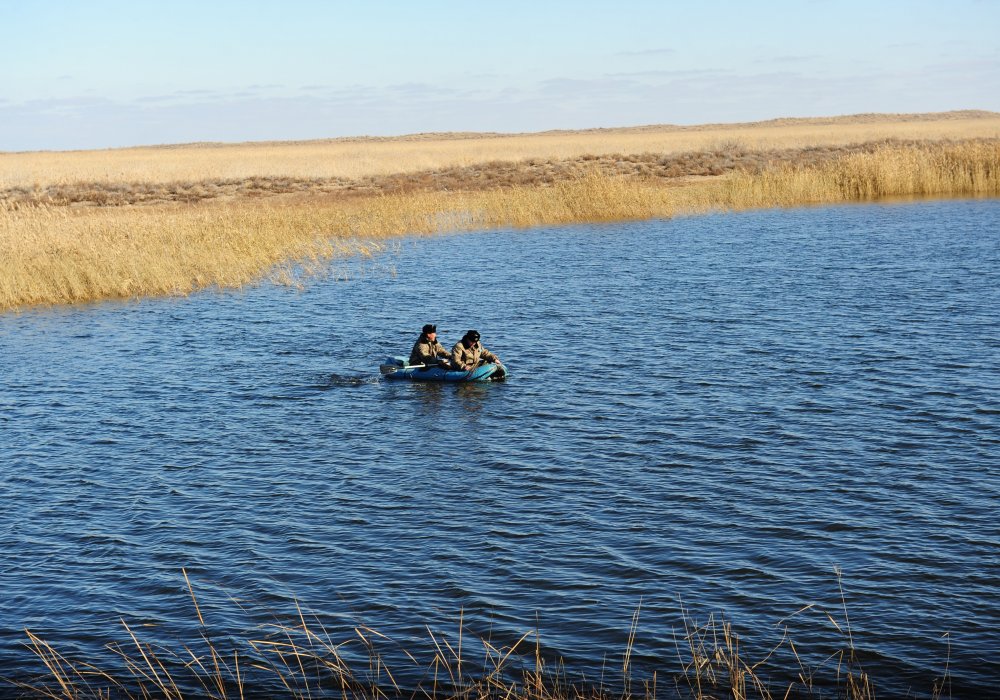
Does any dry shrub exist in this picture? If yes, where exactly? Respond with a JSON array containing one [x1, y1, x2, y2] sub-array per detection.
[[5, 138, 996, 209]]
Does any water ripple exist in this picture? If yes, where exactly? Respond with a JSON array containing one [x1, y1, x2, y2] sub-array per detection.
[[1, 200, 998, 695]]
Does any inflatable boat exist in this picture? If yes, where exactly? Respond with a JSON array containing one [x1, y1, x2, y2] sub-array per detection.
[[379, 356, 506, 382]]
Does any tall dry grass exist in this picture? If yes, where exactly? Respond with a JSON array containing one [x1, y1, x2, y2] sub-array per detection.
[[11, 570, 931, 700], [2, 111, 998, 189], [718, 140, 1000, 208], [0, 177, 681, 312], [2, 141, 998, 313]]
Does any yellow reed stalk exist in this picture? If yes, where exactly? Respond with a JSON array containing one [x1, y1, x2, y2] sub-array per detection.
[[22, 630, 77, 699], [2, 140, 998, 313]]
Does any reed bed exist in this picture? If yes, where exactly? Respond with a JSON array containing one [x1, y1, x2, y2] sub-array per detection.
[[2, 111, 998, 189], [1, 139, 956, 209], [717, 140, 1000, 208], [2, 140, 998, 313], [9, 570, 939, 700]]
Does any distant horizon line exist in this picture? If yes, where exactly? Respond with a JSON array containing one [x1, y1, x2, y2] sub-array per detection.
[[3, 109, 998, 156]]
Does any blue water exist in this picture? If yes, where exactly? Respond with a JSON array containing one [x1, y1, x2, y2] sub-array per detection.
[[1, 199, 998, 697]]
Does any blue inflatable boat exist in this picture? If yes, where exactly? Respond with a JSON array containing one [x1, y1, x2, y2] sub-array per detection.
[[379, 356, 506, 382]]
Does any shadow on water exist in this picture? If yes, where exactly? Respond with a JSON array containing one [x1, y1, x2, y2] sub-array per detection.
[[318, 373, 509, 390]]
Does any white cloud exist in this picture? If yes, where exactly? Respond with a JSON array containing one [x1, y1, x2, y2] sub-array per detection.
[[752, 55, 821, 65], [2, 57, 998, 151], [614, 48, 677, 57]]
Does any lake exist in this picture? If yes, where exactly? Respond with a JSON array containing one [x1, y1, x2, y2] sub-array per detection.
[[1, 199, 998, 697]]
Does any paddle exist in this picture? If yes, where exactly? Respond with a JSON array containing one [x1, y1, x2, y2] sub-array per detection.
[[379, 363, 425, 374]]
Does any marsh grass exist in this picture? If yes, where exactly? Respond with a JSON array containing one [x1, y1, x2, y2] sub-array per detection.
[[718, 140, 1000, 208], [1, 139, 961, 209], [3, 110, 998, 189], [2, 140, 999, 312], [10, 571, 946, 700]]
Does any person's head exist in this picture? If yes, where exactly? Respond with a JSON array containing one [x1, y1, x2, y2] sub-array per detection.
[[463, 330, 480, 346], [422, 323, 437, 340]]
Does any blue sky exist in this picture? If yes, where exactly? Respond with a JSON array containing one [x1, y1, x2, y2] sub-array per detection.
[[2, 0, 998, 151]]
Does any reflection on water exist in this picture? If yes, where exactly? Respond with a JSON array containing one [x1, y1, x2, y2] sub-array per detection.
[[1, 199, 999, 696]]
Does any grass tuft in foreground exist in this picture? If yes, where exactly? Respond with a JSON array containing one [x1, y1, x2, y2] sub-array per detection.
[[7, 570, 956, 700]]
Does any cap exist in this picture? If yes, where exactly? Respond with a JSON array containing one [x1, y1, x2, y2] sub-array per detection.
[[422, 324, 437, 334], [464, 330, 480, 342]]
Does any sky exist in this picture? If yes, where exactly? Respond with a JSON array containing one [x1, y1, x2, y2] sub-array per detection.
[[1, 0, 998, 151]]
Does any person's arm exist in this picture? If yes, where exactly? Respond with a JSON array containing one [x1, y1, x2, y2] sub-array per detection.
[[451, 344, 464, 368], [480, 345, 500, 364]]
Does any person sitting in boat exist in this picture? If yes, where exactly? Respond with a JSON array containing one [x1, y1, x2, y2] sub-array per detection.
[[451, 330, 504, 375], [409, 324, 454, 369]]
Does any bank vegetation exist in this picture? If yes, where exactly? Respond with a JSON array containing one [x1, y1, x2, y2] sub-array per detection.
[[2, 112, 999, 312]]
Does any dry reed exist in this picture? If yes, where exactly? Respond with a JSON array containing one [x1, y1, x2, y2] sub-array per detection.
[[718, 140, 1000, 207], [3, 111, 998, 189], [0, 139, 974, 209], [9, 570, 935, 700], [2, 140, 998, 313]]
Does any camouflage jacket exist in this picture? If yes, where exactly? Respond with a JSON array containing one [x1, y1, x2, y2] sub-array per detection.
[[451, 340, 499, 370], [409, 336, 451, 366]]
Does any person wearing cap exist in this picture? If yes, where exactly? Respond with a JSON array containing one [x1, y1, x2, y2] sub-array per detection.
[[451, 330, 503, 375], [409, 324, 454, 369]]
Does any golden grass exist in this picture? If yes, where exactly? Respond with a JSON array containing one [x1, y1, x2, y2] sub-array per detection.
[[3, 111, 999, 189], [12, 571, 922, 700], [1, 139, 958, 209], [2, 139, 998, 313], [717, 139, 1000, 207]]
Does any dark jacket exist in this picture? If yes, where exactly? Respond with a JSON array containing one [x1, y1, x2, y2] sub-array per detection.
[[410, 335, 451, 366]]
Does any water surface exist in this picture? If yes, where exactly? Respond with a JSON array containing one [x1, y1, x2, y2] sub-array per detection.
[[1, 199, 998, 696]]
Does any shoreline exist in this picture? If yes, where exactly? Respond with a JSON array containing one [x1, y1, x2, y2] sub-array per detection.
[[5, 138, 989, 210], [2, 133, 999, 314]]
